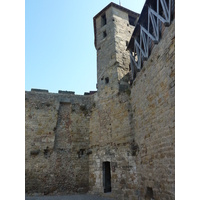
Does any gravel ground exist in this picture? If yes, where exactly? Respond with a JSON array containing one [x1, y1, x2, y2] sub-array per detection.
[[25, 194, 114, 200]]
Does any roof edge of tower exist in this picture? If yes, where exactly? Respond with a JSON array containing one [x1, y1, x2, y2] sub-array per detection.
[[93, 2, 140, 48]]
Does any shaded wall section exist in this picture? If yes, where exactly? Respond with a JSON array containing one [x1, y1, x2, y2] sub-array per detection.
[[130, 19, 175, 200], [88, 89, 139, 200]]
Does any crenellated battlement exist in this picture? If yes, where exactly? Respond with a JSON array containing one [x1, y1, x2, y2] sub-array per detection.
[[28, 88, 96, 96]]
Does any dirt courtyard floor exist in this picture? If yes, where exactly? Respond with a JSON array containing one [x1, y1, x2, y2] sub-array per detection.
[[25, 194, 114, 200]]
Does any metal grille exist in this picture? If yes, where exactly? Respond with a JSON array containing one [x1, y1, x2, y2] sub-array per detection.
[[129, 0, 174, 81]]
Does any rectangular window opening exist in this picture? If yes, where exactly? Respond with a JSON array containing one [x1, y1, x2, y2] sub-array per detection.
[[101, 13, 107, 27], [129, 15, 136, 26]]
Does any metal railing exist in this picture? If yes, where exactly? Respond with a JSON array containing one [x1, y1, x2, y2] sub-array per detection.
[[129, 0, 175, 81]]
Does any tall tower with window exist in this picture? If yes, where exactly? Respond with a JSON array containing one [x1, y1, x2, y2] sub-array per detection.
[[93, 3, 139, 94]]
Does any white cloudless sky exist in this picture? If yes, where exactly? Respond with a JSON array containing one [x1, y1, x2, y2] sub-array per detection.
[[25, 0, 146, 94]]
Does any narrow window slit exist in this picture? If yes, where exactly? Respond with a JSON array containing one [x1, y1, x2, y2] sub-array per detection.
[[103, 31, 107, 38], [101, 13, 107, 27]]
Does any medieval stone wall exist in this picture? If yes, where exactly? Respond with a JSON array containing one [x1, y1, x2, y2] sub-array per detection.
[[87, 20, 175, 200], [25, 91, 93, 195], [130, 19, 175, 200], [88, 90, 138, 199]]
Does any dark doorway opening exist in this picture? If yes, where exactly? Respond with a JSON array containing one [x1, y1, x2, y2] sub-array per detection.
[[145, 187, 154, 199], [103, 161, 111, 193]]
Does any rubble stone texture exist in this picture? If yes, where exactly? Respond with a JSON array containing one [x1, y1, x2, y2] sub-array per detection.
[[25, 3, 175, 200], [25, 93, 93, 194]]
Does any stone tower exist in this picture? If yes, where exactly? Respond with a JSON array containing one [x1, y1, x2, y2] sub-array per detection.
[[93, 3, 139, 94]]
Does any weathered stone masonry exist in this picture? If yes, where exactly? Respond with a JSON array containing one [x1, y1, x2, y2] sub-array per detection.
[[25, 91, 93, 194], [25, 2, 175, 200], [129, 19, 175, 200]]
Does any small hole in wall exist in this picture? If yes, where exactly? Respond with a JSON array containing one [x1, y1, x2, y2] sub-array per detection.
[[105, 77, 109, 84], [46, 102, 50, 107], [80, 149, 84, 155], [44, 146, 51, 158], [78, 149, 85, 158], [103, 30, 107, 38]]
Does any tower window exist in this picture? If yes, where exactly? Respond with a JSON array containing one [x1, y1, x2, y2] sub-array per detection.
[[128, 15, 136, 26], [103, 30, 107, 38], [101, 14, 107, 27]]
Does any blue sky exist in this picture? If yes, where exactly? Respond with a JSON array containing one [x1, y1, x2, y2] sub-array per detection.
[[25, 0, 146, 95]]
